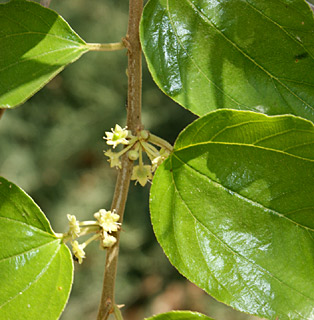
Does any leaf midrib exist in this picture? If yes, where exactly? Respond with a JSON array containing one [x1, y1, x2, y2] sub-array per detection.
[[164, 0, 243, 108], [167, 0, 314, 111], [0, 234, 59, 263], [0, 31, 85, 45], [0, 242, 61, 309], [244, 0, 314, 60], [172, 150, 314, 232], [175, 140, 314, 162], [170, 154, 314, 304], [0, 46, 86, 74], [0, 215, 55, 236]]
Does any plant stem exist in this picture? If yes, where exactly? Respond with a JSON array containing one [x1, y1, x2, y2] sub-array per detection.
[[96, 0, 143, 319], [87, 42, 126, 52], [0, 109, 4, 120]]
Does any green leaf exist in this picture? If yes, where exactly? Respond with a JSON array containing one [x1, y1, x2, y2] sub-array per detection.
[[150, 110, 314, 319], [145, 311, 214, 320], [0, 0, 89, 108], [0, 177, 73, 320], [140, 0, 314, 122]]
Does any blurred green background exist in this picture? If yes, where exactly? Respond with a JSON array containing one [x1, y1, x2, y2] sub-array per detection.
[[0, 0, 262, 319]]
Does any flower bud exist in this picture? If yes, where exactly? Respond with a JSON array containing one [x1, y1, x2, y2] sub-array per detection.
[[128, 150, 139, 161], [140, 130, 149, 140]]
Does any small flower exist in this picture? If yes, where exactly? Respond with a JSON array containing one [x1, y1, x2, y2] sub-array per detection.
[[71, 241, 86, 264], [104, 124, 129, 148], [140, 130, 149, 140], [67, 214, 81, 239], [102, 232, 117, 247], [131, 165, 153, 187], [104, 149, 121, 168], [94, 209, 120, 233]]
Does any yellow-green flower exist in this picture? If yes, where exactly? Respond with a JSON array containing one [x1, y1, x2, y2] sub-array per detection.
[[104, 149, 121, 168], [104, 124, 129, 149], [94, 209, 120, 233], [131, 165, 153, 187], [71, 241, 86, 264], [102, 232, 117, 247], [67, 214, 81, 239]]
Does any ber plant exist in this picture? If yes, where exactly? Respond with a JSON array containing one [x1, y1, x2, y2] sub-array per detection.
[[0, 0, 313, 320]]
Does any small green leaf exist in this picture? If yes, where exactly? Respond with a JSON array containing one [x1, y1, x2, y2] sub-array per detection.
[[0, 177, 73, 320], [141, 0, 314, 121], [0, 0, 89, 108], [150, 110, 314, 319], [145, 311, 214, 320]]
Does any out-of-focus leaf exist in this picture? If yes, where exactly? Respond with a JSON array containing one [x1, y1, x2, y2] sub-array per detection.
[[145, 311, 214, 320], [141, 0, 314, 121], [0, 0, 88, 108], [0, 177, 73, 319], [150, 110, 314, 319]]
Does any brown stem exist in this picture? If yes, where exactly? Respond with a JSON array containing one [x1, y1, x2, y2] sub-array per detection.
[[0, 109, 5, 120], [96, 0, 143, 319]]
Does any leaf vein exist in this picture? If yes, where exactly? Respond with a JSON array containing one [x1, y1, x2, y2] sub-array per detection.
[[244, 0, 314, 61], [171, 154, 314, 301], [166, 0, 243, 107], [0, 46, 84, 74], [173, 151, 314, 231], [0, 242, 60, 308], [182, 0, 314, 111], [0, 237, 59, 263]]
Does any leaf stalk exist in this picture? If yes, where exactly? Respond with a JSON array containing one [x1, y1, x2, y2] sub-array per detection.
[[87, 42, 126, 52]]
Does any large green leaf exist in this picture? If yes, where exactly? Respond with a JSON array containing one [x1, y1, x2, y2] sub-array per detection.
[[0, 177, 73, 319], [0, 0, 89, 108], [141, 0, 314, 121], [150, 110, 314, 319], [146, 311, 214, 320]]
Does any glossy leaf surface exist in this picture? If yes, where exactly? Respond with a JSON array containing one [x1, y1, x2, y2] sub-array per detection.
[[146, 311, 213, 320], [0, 177, 73, 320], [0, 0, 88, 108], [150, 110, 314, 319], [141, 0, 314, 121]]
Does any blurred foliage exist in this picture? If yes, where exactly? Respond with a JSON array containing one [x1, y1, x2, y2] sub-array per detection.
[[0, 0, 260, 319]]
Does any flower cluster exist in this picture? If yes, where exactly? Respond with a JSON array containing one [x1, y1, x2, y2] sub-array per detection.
[[66, 209, 120, 264], [94, 209, 120, 247], [104, 124, 172, 186]]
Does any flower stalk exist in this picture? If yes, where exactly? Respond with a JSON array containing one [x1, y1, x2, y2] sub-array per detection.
[[62, 210, 120, 264], [104, 126, 172, 186]]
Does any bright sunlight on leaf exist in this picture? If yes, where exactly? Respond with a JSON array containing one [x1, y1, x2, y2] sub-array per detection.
[[0, 177, 73, 320], [141, 0, 314, 121], [150, 109, 314, 320], [0, 0, 89, 108]]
